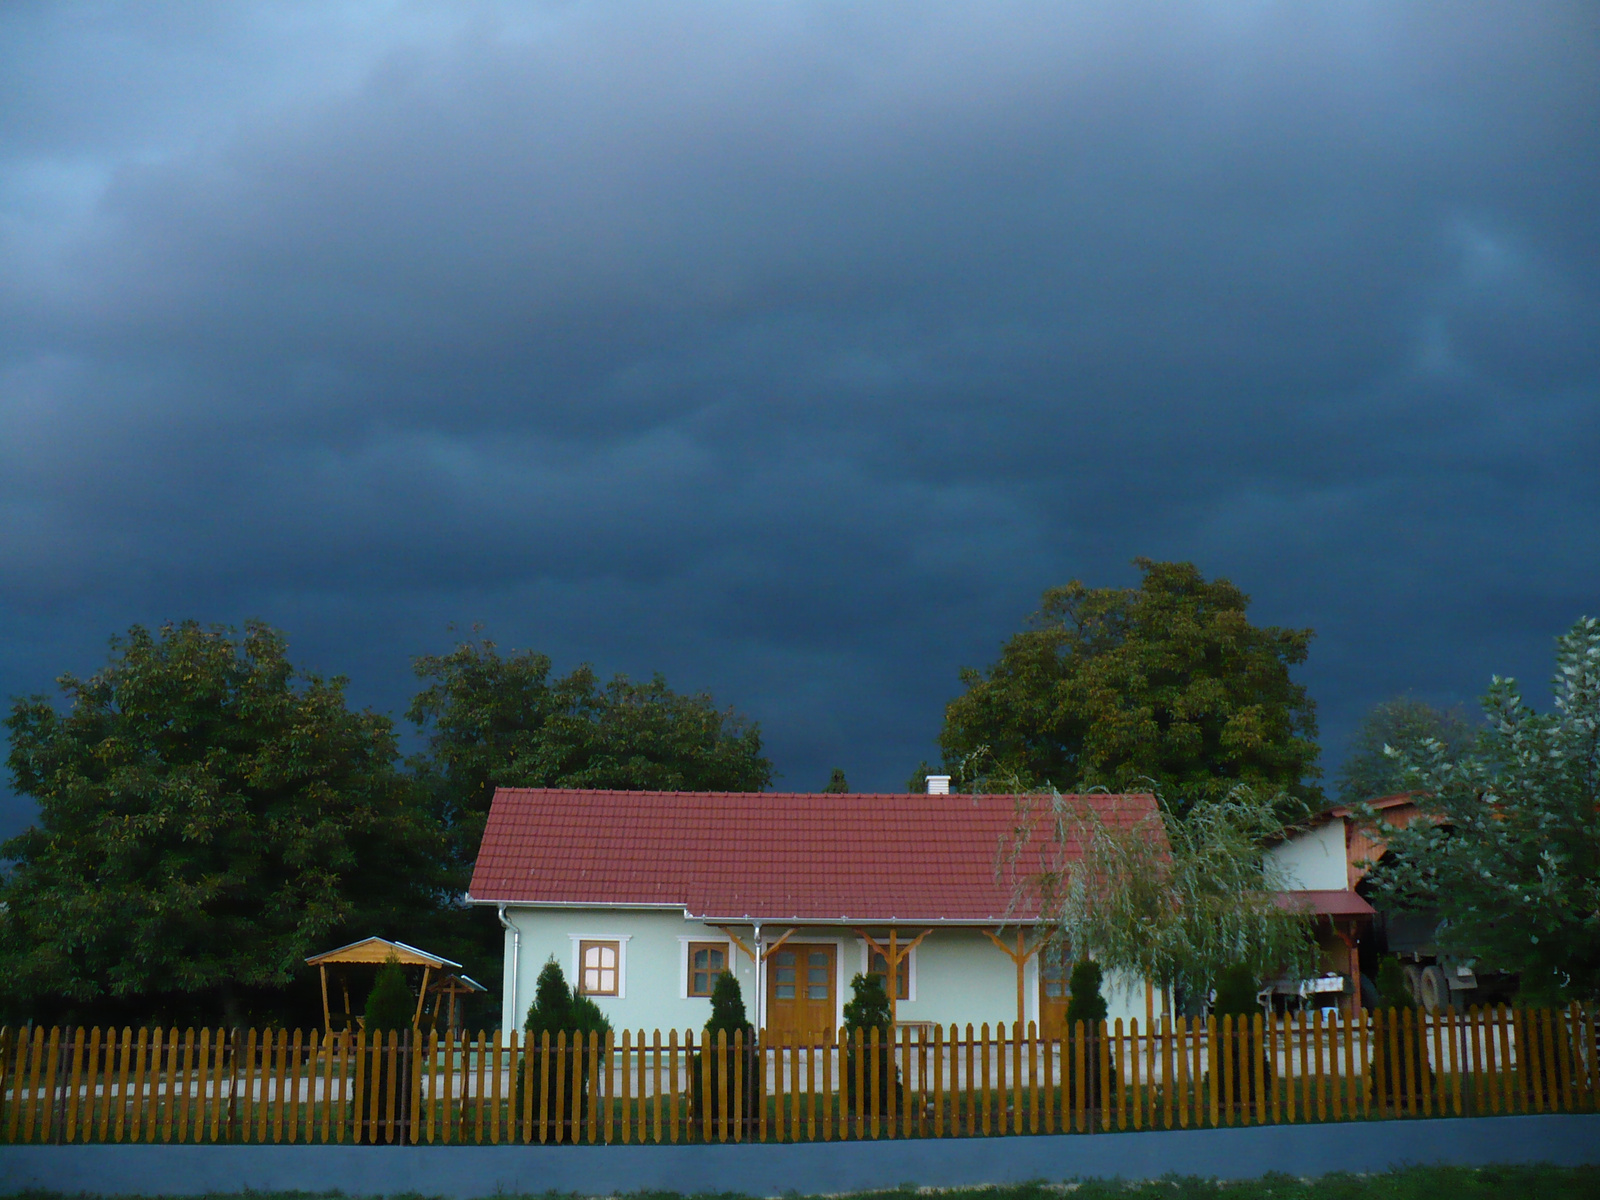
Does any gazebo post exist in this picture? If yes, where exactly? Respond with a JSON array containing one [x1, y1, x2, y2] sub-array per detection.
[[320, 964, 332, 1035], [413, 966, 431, 1028]]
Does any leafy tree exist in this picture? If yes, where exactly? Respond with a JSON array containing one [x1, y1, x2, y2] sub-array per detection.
[[822, 768, 849, 793], [905, 762, 932, 793], [1336, 697, 1475, 804], [939, 559, 1320, 818], [1364, 617, 1600, 1003], [408, 635, 772, 866], [1020, 786, 1317, 1005], [0, 621, 443, 1026], [364, 954, 416, 1033]]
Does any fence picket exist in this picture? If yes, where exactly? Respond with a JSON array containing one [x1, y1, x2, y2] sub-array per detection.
[[7, 1009, 1598, 1150]]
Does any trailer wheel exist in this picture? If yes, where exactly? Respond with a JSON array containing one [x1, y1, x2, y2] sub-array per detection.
[[1401, 963, 1423, 1006], [1419, 965, 1452, 1012]]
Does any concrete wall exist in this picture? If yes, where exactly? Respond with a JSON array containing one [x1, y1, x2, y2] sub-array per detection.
[[498, 909, 1150, 1034], [1268, 818, 1348, 891], [4, 1114, 1597, 1198]]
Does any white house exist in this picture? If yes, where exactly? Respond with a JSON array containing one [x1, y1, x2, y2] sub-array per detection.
[[467, 786, 1162, 1037]]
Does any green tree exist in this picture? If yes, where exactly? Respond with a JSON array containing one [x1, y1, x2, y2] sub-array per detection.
[[1336, 697, 1475, 804], [1064, 960, 1107, 1026], [408, 636, 772, 866], [0, 621, 443, 1026], [822, 768, 849, 793], [905, 762, 931, 793], [939, 559, 1320, 818], [1365, 617, 1600, 1003], [516, 957, 612, 1119], [841, 972, 898, 1116], [692, 970, 760, 1121], [364, 954, 416, 1033], [1019, 786, 1317, 1003]]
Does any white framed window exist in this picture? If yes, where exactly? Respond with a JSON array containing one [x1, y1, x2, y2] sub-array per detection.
[[856, 937, 917, 1002], [568, 933, 632, 999], [677, 936, 736, 999]]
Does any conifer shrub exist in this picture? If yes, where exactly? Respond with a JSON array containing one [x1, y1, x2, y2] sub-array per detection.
[[514, 957, 612, 1129], [1064, 960, 1118, 1116], [691, 970, 762, 1125], [841, 972, 902, 1118], [359, 954, 416, 1133], [1368, 957, 1434, 1107], [1205, 963, 1272, 1106]]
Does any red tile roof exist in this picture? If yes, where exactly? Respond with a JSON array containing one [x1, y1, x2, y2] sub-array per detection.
[[469, 788, 1162, 923]]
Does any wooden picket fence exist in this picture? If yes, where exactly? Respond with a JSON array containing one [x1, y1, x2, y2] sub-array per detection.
[[2, 1004, 1595, 1145]]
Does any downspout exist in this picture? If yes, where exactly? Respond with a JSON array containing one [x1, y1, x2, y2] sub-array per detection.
[[753, 923, 762, 1033], [497, 904, 520, 1031]]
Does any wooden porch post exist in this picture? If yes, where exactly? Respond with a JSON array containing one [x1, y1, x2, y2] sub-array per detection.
[[320, 965, 332, 1035]]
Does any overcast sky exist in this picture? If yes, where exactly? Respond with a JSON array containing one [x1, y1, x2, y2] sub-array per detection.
[[2, 2, 1596, 834]]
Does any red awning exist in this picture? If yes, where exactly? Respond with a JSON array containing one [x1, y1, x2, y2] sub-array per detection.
[[1274, 889, 1374, 917]]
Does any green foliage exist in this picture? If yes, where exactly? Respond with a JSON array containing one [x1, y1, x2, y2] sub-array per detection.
[[1211, 963, 1260, 1018], [822, 768, 849, 793], [1064, 960, 1107, 1026], [905, 761, 931, 793], [0, 621, 443, 1024], [1375, 958, 1415, 1011], [842, 971, 892, 1033], [1336, 697, 1475, 804], [363, 955, 415, 1033], [692, 970, 760, 1121], [1365, 616, 1600, 1002], [841, 972, 898, 1115], [939, 559, 1321, 819], [705, 970, 751, 1036], [524, 958, 573, 1034], [1023, 786, 1317, 1002], [407, 635, 772, 865], [522, 956, 611, 1040], [516, 957, 611, 1118]]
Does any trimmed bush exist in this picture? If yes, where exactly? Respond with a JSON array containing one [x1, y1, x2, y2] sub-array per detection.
[[1206, 963, 1272, 1106], [359, 954, 416, 1134], [514, 957, 612, 1129], [691, 970, 762, 1125], [841, 972, 902, 1117], [1065, 960, 1118, 1115], [1368, 958, 1434, 1106]]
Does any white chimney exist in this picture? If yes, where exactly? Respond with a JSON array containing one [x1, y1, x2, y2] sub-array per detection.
[[926, 774, 951, 795]]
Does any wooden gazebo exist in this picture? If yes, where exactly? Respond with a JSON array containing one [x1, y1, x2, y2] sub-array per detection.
[[424, 971, 487, 1033], [304, 937, 462, 1034]]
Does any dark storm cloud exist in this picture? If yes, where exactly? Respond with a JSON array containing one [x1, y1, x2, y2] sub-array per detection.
[[2, 1, 1598, 831]]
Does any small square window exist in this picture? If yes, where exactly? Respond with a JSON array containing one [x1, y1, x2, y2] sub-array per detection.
[[687, 941, 728, 997], [868, 949, 910, 1000], [579, 939, 620, 996]]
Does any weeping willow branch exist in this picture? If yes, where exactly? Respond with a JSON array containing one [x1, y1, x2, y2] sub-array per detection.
[[1015, 785, 1318, 998]]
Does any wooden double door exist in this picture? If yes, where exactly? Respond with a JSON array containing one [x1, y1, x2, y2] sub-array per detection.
[[765, 943, 836, 1039]]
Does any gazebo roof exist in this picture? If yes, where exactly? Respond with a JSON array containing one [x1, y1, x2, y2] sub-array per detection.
[[304, 937, 461, 970]]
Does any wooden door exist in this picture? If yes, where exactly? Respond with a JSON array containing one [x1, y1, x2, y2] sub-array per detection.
[[1039, 957, 1071, 1041], [766, 944, 836, 1039]]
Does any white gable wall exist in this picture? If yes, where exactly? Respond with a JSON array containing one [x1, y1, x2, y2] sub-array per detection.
[[1266, 818, 1348, 891]]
